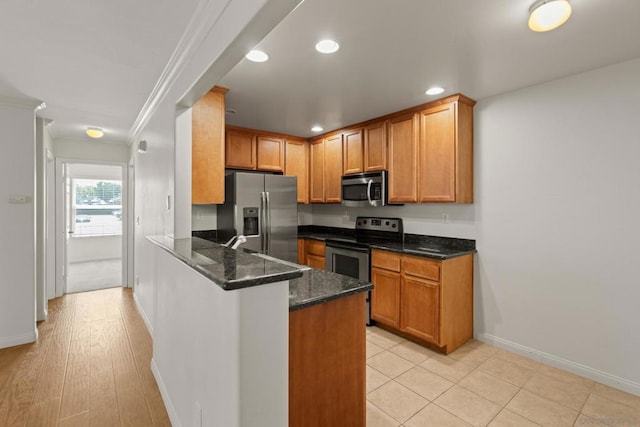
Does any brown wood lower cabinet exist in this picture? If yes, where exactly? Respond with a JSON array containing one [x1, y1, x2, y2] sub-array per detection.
[[401, 275, 439, 343], [370, 249, 473, 354], [370, 267, 400, 328], [289, 293, 366, 427], [303, 239, 325, 269]]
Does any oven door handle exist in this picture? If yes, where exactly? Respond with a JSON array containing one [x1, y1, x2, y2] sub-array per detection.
[[366, 179, 375, 206], [326, 242, 370, 253]]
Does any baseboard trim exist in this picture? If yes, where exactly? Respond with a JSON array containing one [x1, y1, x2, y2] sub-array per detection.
[[133, 292, 153, 337], [151, 358, 181, 427], [0, 329, 38, 349], [477, 332, 640, 397]]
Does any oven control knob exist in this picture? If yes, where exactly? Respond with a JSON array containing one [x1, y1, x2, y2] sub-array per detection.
[[392, 224, 397, 228], [385, 221, 390, 226]]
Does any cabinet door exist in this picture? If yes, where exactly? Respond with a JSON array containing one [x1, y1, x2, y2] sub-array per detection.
[[400, 275, 440, 344], [309, 139, 325, 203], [343, 129, 364, 175], [192, 87, 227, 204], [371, 267, 401, 328], [285, 139, 309, 203], [388, 113, 419, 203], [257, 135, 285, 172], [225, 129, 256, 169], [364, 121, 387, 172], [419, 103, 456, 202], [306, 254, 325, 270], [324, 134, 343, 203]]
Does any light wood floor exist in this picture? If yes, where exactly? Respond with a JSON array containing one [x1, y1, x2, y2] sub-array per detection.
[[0, 287, 170, 427]]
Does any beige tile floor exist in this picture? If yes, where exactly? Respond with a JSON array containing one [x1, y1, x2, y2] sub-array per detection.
[[365, 326, 640, 427]]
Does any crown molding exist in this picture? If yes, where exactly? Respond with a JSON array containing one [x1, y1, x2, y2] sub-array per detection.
[[0, 95, 45, 111], [128, 0, 233, 142]]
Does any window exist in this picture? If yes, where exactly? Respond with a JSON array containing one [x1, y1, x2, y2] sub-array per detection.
[[72, 179, 122, 236]]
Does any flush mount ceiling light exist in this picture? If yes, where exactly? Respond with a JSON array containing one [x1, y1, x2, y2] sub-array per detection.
[[528, 0, 572, 32], [311, 125, 323, 132], [86, 127, 104, 139], [315, 39, 340, 54], [246, 50, 269, 62], [425, 87, 445, 96]]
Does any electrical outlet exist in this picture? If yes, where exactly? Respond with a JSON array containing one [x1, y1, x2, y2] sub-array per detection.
[[442, 213, 449, 223], [136, 276, 140, 286]]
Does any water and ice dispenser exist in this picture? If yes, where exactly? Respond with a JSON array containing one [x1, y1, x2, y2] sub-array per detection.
[[243, 207, 259, 236]]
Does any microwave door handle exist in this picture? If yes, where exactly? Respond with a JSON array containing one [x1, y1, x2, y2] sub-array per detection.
[[367, 179, 375, 206]]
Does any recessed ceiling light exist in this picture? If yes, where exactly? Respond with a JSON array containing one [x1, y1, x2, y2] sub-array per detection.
[[246, 50, 269, 62], [315, 40, 340, 54], [528, 0, 572, 32], [425, 87, 445, 96], [86, 127, 104, 139], [311, 126, 323, 132]]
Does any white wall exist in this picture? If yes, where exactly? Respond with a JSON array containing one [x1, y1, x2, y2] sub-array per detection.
[[150, 240, 288, 426], [474, 58, 640, 393], [0, 103, 37, 348], [35, 119, 47, 320], [192, 204, 217, 231], [133, 0, 301, 332], [46, 132, 56, 301], [311, 57, 640, 394], [53, 139, 130, 163], [67, 235, 122, 263]]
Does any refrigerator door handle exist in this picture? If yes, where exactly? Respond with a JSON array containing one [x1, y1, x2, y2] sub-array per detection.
[[265, 191, 271, 254], [260, 192, 267, 253]]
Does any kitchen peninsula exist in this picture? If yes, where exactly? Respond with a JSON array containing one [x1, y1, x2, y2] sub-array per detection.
[[146, 236, 371, 427]]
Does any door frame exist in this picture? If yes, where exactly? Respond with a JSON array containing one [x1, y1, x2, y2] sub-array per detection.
[[55, 158, 130, 296]]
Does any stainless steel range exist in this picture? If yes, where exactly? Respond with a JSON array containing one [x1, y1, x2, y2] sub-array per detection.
[[325, 217, 403, 325]]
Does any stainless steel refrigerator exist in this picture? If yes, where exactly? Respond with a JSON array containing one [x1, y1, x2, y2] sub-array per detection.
[[217, 171, 298, 262]]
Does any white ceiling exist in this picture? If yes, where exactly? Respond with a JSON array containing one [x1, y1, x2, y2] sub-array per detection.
[[2, 1, 639, 145], [220, 0, 640, 138], [0, 0, 201, 143]]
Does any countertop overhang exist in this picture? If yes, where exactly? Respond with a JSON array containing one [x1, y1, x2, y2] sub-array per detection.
[[147, 235, 303, 290], [147, 235, 373, 311]]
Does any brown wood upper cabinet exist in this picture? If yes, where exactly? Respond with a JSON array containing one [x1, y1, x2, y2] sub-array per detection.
[[388, 113, 419, 203], [256, 135, 285, 172], [309, 139, 325, 203], [364, 121, 387, 172], [192, 86, 228, 204], [325, 133, 343, 203], [285, 139, 309, 204], [310, 135, 343, 203], [419, 99, 474, 203], [343, 128, 364, 175], [225, 126, 286, 173], [225, 127, 256, 170]]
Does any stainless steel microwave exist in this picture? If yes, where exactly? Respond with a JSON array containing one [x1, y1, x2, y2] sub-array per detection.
[[341, 171, 388, 207]]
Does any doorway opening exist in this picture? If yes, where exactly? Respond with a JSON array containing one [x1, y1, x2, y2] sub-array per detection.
[[56, 161, 128, 295]]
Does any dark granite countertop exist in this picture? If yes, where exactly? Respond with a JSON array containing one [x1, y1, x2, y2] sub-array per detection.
[[287, 269, 373, 312], [298, 227, 476, 260], [147, 236, 303, 290]]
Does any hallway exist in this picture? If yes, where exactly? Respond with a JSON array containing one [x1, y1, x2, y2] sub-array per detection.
[[0, 288, 170, 426]]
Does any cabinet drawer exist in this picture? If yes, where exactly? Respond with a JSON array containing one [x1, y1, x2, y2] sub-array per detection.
[[305, 239, 325, 257], [371, 250, 401, 272], [402, 256, 440, 282]]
